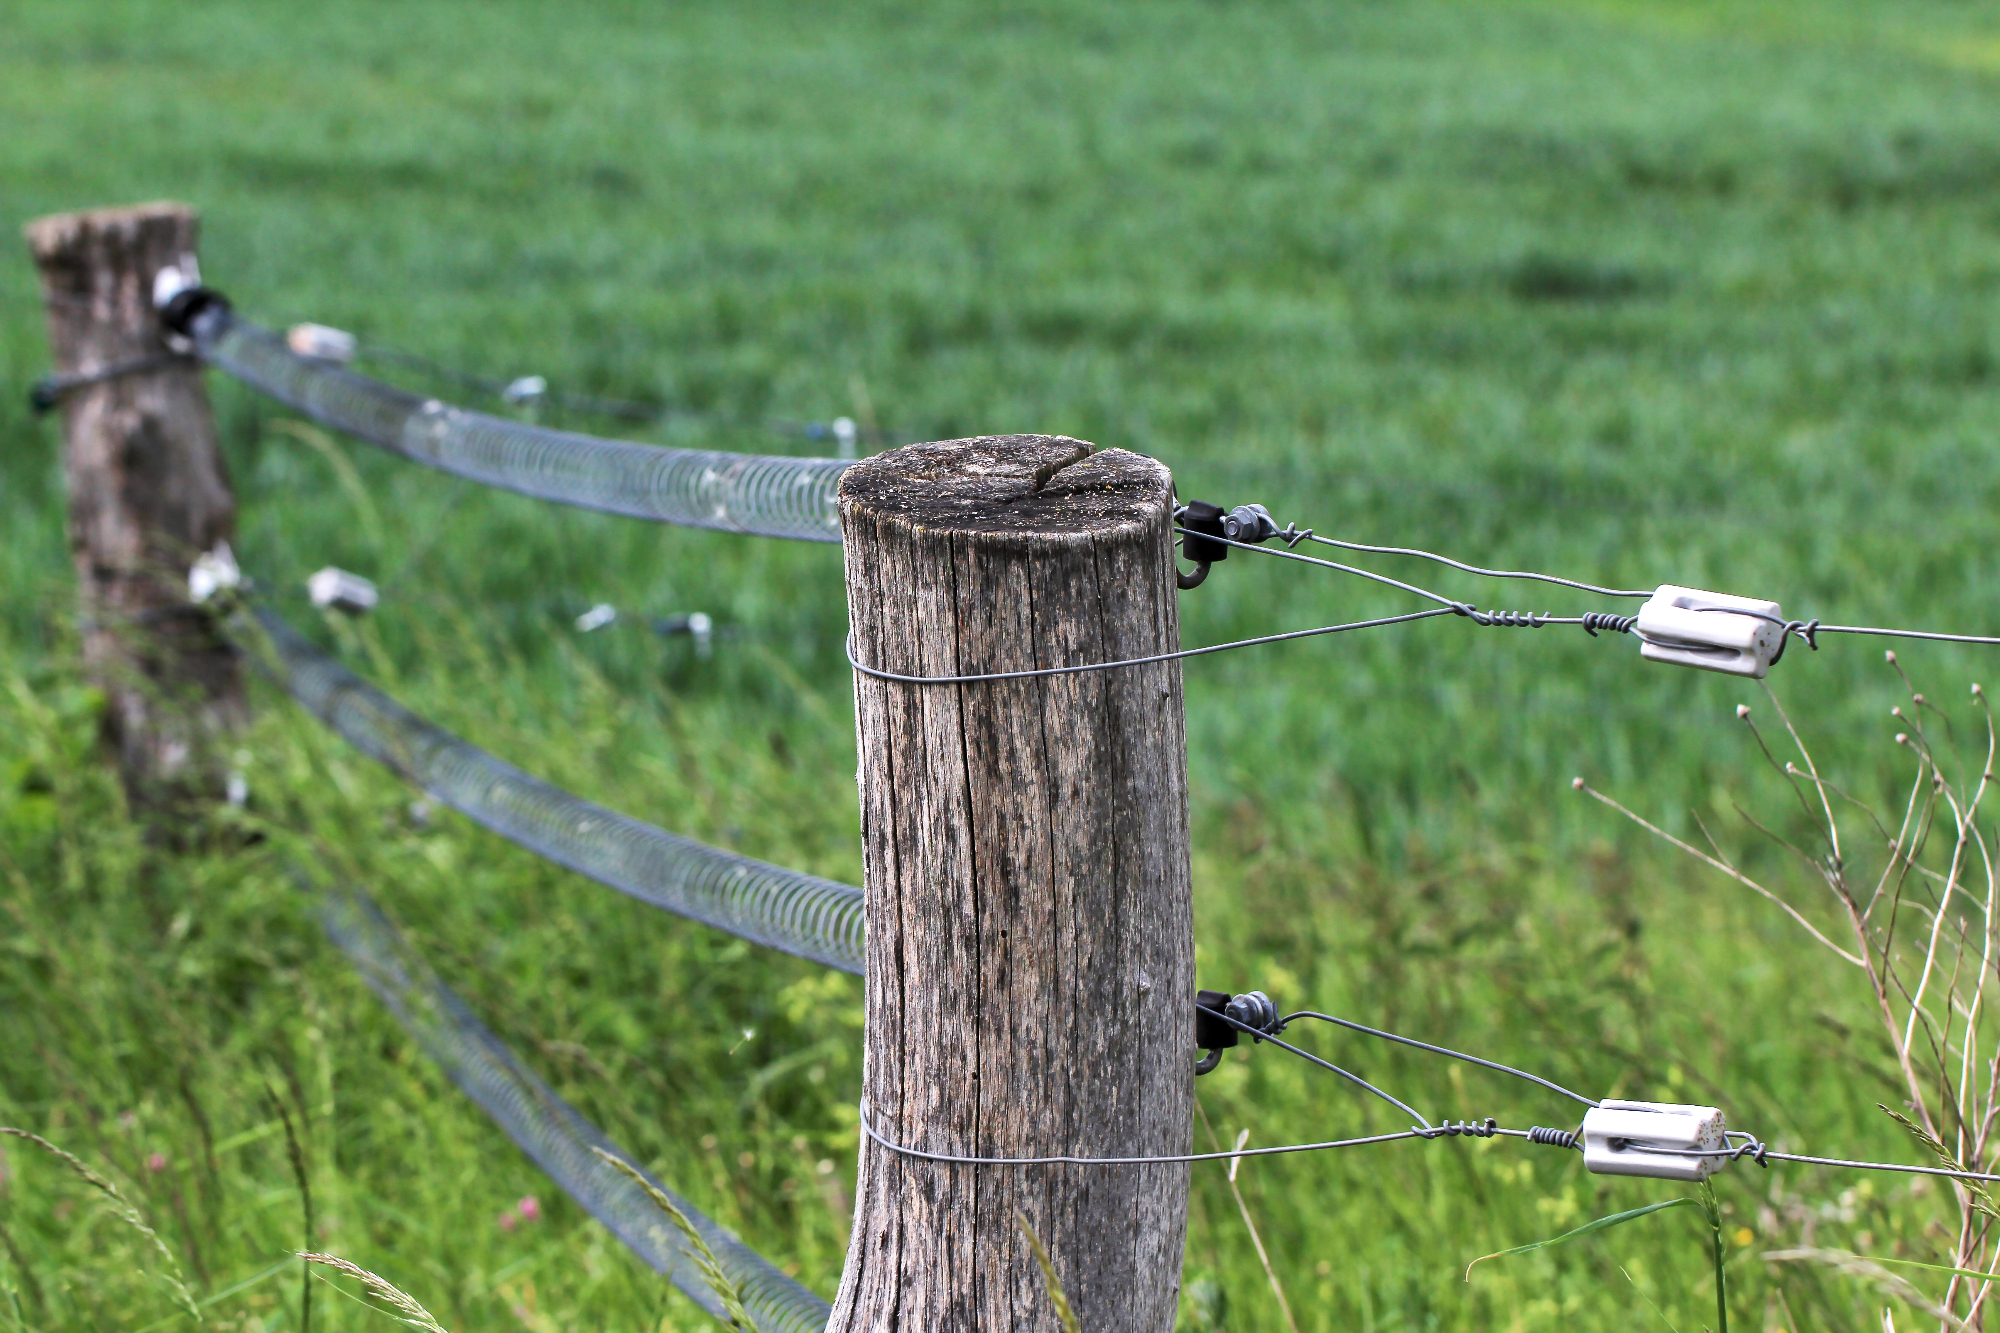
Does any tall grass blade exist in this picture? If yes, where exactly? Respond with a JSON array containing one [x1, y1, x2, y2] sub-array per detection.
[[1016, 1214, 1083, 1333], [129, 1258, 296, 1333], [1465, 1197, 1699, 1279], [264, 1082, 314, 1333], [0, 1127, 203, 1324], [591, 1147, 753, 1329]]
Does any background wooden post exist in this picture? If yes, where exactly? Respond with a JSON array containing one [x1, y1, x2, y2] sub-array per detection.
[[26, 202, 243, 802], [833, 435, 1195, 1331]]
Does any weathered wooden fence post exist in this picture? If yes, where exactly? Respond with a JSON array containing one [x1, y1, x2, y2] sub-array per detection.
[[834, 435, 1195, 1331], [26, 202, 243, 801]]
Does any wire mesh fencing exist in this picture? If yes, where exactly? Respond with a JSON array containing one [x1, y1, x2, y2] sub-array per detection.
[[248, 607, 865, 975]]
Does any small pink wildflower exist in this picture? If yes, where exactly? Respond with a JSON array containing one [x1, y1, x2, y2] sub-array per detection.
[[518, 1196, 540, 1223], [497, 1209, 518, 1232], [146, 1152, 168, 1173]]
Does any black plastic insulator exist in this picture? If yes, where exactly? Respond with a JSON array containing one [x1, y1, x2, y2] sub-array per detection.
[[29, 378, 59, 415], [1180, 501, 1229, 565], [159, 286, 231, 339], [1194, 989, 1238, 1050]]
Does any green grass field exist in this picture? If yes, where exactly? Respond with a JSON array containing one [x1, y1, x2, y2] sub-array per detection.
[[7, 0, 2000, 1327]]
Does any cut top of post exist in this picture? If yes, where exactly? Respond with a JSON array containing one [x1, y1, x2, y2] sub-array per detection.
[[27, 202, 201, 368], [836, 434, 1173, 544]]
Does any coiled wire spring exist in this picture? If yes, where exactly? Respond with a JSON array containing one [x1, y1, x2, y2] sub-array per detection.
[[245, 608, 866, 975], [196, 311, 849, 542], [323, 884, 831, 1333]]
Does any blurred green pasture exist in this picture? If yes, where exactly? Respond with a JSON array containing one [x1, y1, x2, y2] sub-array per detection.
[[5, 0, 2000, 1326]]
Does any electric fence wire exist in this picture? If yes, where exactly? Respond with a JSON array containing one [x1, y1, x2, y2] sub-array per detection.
[[857, 1102, 1457, 1168], [1292, 531, 1654, 599], [1209, 1011, 1435, 1129], [857, 1005, 1570, 1169], [240, 605, 866, 975], [1644, 1141, 2000, 1184], [1274, 1011, 1600, 1110], [321, 882, 831, 1333], [190, 305, 850, 542], [1197, 525, 2000, 651], [1184, 527, 1683, 633], [1247, 1006, 2000, 1187], [354, 343, 678, 425], [29, 351, 193, 413], [842, 607, 1459, 685]]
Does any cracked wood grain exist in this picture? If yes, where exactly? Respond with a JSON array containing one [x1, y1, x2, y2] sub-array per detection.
[[833, 435, 1194, 1332], [27, 202, 244, 803]]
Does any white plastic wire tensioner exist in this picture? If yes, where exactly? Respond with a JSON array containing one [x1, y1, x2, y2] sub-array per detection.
[[307, 567, 380, 615], [286, 322, 358, 364], [1636, 585, 1784, 679], [1581, 1100, 1727, 1181], [188, 542, 242, 605]]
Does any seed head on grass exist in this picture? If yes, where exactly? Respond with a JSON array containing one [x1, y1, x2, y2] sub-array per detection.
[[590, 1146, 753, 1329], [0, 1127, 201, 1325], [297, 1253, 448, 1333]]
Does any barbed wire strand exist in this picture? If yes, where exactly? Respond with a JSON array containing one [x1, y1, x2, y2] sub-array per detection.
[[239, 605, 865, 974], [323, 883, 830, 1333]]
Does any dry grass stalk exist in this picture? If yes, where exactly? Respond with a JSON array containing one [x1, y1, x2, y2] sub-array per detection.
[[1582, 663, 1999, 1330], [1195, 1099, 1300, 1333], [297, 1252, 448, 1333], [1763, 1249, 1964, 1329], [0, 1126, 202, 1324], [589, 1146, 752, 1329]]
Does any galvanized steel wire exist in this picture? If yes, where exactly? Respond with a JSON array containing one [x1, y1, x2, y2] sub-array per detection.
[[1203, 519, 2000, 651], [196, 311, 848, 541], [321, 883, 832, 1333], [247, 607, 865, 975]]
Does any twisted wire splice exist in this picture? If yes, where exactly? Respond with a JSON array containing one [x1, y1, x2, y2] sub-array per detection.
[[1419, 1119, 1500, 1139]]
